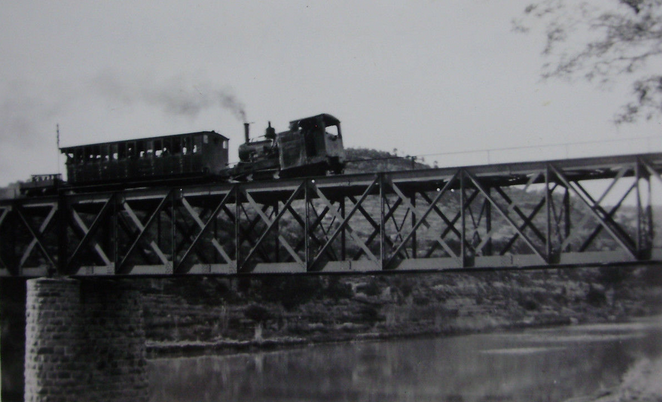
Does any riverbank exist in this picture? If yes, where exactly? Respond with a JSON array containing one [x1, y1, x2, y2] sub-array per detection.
[[142, 265, 662, 359], [147, 314, 662, 402]]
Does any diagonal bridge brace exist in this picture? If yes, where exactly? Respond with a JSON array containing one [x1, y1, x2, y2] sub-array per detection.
[[474, 171, 546, 256], [310, 176, 381, 271], [15, 204, 57, 270], [290, 203, 339, 260], [117, 191, 173, 274], [420, 186, 479, 260], [465, 170, 548, 264], [239, 182, 306, 272], [65, 195, 115, 274], [558, 165, 632, 253], [175, 188, 236, 273], [384, 171, 461, 269], [550, 164, 637, 259], [350, 194, 403, 261]]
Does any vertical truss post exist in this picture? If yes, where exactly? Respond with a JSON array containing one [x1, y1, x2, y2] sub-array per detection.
[[57, 192, 67, 276], [411, 192, 417, 259], [485, 186, 492, 257], [460, 170, 467, 267], [379, 173, 385, 269], [274, 200, 280, 263], [635, 158, 653, 259], [636, 159, 643, 258], [563, 186, 571, 252], [305, 180, 310, 270], [545, 166, 553, 262], [171, 192, 177, 273], [340, 197, 346, 261], [157, 205, 162, 251], [213, 208, 218, 264], [647, 170, 654, 254], [112, 194, 119, 274]]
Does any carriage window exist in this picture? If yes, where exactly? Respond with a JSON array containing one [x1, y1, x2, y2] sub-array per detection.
[[91, 145, 101, 161], [146, 140, 154, 157], [223, 140, 228, 149], [172, 137, 182, 154], [193, 136, 202, 154], [163, 138, 171, 155], [112, 144, 119, 160], [102, 145, 110, 162], [137, 141, 146, 158], [127, 142, 135, 158], [155, 140, 163, 157], [182, 136, 191, 155], [75, 149, 83, 164], [203, 134, 208, 144]]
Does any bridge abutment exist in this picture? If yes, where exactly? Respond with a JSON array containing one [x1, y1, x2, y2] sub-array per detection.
[[25, 278, 148, 402]]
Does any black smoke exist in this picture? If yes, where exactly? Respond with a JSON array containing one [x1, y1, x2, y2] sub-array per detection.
[[91, 71, 248, 122], [0, 81, 64, 148]]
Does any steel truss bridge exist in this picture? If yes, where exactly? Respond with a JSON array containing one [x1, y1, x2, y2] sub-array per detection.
[[1, 152, 662, 277]]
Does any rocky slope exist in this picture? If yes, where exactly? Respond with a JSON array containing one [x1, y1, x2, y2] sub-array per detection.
[[140, 265, 662, 357]]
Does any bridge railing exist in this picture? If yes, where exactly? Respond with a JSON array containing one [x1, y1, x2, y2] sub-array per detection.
[[416, 136, 662, 168]]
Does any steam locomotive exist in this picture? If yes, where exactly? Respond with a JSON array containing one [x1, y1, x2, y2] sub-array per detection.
[[20, 113, 346, 195]]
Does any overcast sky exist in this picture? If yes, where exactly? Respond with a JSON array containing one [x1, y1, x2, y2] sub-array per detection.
[[1, 1, 660, 186]]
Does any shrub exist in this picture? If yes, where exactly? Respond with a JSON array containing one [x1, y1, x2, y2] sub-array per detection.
[[598, 266, 631, 289], [357, 306, 382, 324], [244, 305, 271, 323], [356, 280, 381, 297], [326, 277, 353, 300], [413, 295, 431, 306], [640, 266, 662, 286], [586, 286, 607, 307], [259, 276, 322, 310], [516, 293, 539, 311]]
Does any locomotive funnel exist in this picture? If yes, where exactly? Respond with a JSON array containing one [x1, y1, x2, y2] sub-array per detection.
[[244, 123, 250, 143]]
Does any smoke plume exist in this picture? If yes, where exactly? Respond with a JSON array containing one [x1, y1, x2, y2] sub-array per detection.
[[91, 71, 248, 122], [0, 81, 65, 147]]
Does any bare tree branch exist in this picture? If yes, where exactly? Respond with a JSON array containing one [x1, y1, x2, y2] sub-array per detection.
[[517, 0, 662, 123]]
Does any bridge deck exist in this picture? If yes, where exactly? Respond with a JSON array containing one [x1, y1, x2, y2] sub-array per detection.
[[2, 152, 661, 277]]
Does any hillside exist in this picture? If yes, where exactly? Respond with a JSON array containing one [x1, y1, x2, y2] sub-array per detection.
[[0, 182, 20, 200], [344, 148, 430, 173]]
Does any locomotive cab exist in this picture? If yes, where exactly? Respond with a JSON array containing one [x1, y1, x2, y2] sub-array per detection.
[[278, 113, 346, 176]]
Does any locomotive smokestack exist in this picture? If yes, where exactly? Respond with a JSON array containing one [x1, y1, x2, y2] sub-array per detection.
[[265, 121, 276, 140], [244, 122, 250, 143]]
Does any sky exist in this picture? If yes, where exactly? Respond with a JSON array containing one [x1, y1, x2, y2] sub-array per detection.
[[1, 0, 661, 186]]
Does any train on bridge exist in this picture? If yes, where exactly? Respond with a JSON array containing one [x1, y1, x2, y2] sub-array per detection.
[[20, 113, 347, 196]]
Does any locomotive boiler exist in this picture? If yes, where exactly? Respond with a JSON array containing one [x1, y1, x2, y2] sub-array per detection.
[[230, 113, 346, 180]]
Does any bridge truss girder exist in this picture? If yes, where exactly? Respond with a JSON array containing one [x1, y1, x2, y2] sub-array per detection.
[[1, 153, 661, 277]]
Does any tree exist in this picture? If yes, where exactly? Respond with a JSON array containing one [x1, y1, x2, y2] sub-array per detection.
[[514, 0, 662, 124]]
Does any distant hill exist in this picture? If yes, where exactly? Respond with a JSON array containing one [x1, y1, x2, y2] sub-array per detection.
[[0, 182, 20, 200], [344, 148, 430, 174]]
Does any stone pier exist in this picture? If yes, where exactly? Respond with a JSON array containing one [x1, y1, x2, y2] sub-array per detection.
[[24, 278, 148, 402]]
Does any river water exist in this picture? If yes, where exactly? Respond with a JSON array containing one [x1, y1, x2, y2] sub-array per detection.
[[148, 317, 662, 402]]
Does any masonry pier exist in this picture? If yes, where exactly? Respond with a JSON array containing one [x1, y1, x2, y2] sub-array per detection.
[[24, 278, 148, 402]]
